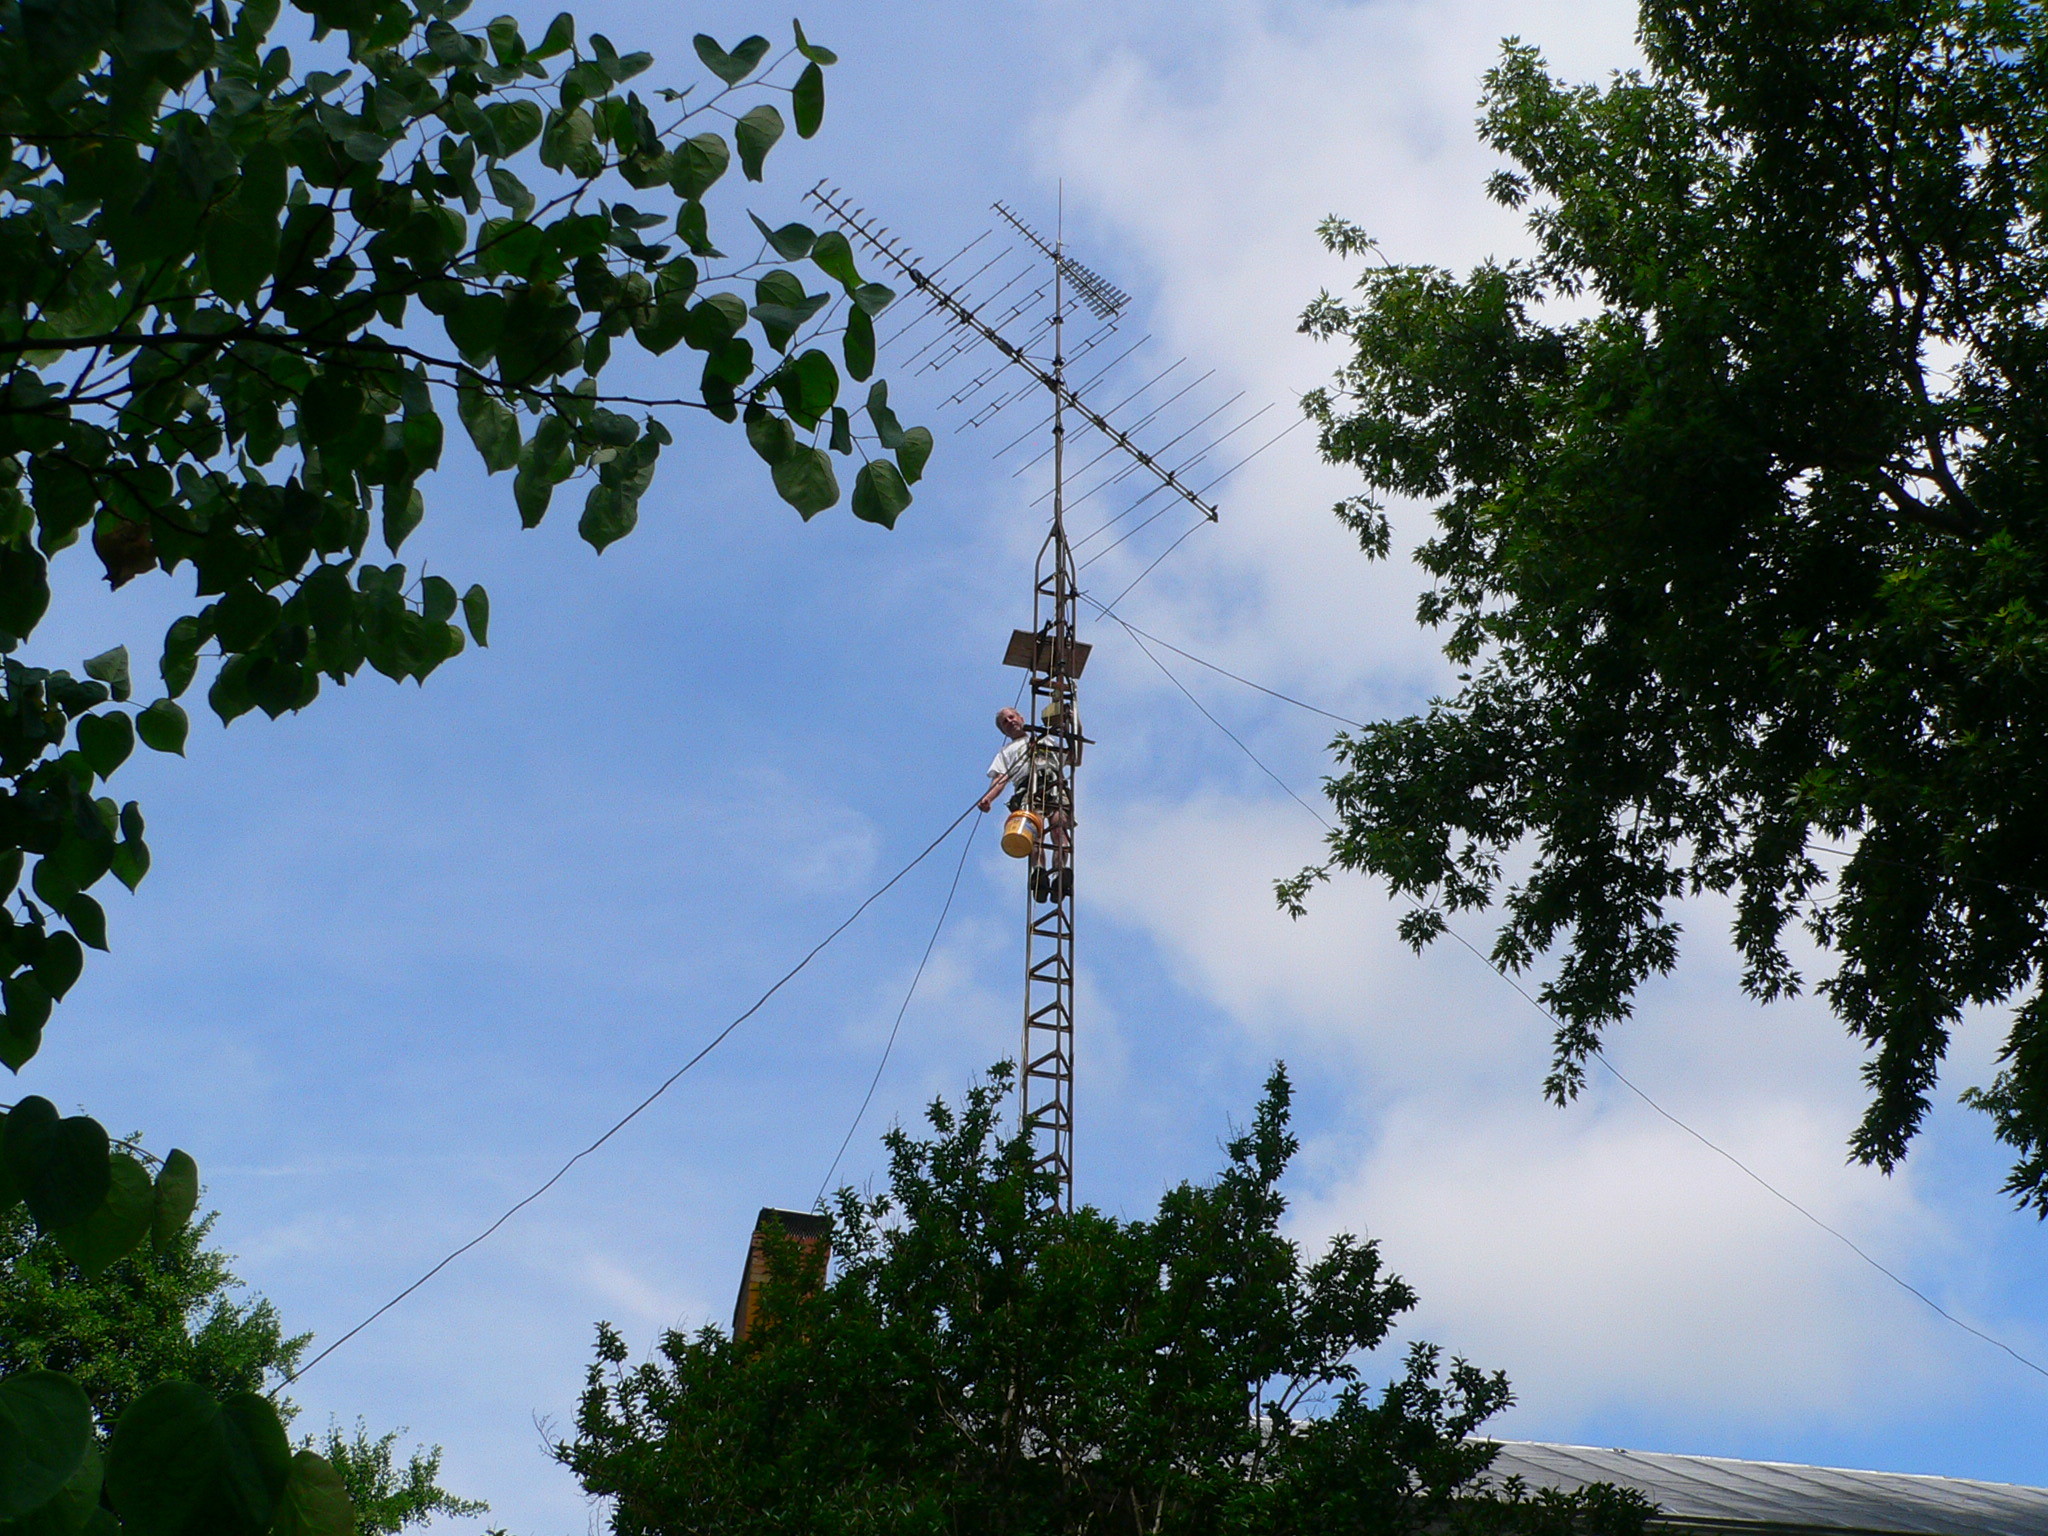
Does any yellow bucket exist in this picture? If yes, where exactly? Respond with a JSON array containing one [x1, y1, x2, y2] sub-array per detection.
[[1001, 810, 1044, 859]]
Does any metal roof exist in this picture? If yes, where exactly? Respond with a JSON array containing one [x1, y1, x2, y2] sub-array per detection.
[[1483, 1442, 2048, 1536]]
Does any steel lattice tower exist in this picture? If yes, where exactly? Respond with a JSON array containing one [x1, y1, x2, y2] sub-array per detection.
[[807, 186, 1225, 1212]]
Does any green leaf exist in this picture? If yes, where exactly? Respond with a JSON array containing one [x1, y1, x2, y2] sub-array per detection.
[[749, 214, 815, 261], [456, 386, 521, 473], [54, 1151, 152, 1277], [137, 699, 189, 755], [513, 467, 553, 528], [669, 134, 729, 200], [32, 932, 81, 1001], [462, 585, 490, 647], [205, 143, 287, 309], [579, 486, 638, 552], [84, 645, 132, 702], [106, 1384, 292, 1536], [0, 545, 49, 646], [0, 979, 49, 1071], [809, 229, 860, 289], [866, 380, 905, 449], [693, 32, 770, 84], [0, 1371, 94, 1521], [161, 616, 204, 699], [540, 108, 600, 178], [896, 426, 934, 485], [772, 448, 839, 519], [791, 18, 838, 64], [272, 1451, 356, 1536], [76, 712, 134, 779], [3, 1099, 110, 1233], [299, 374, 367, 454], [852, 281, 896, 316], [152, 1149, 199, 1250], [443, 294, 507, 367], [533, 11, 573, 57], [829, 406, 852, 454], [851, 459, 912, 529], [382, 486, 423, 555], [420, 576, 458, 628], [734, 105, 784, 182], [112, 840, 151, 893], [793, 62, 825, 138], [487, 100, 544, 156], [672, 199, 722, 258], [681, 292, 749, 349], [746, 411, 796, 466], [16, 1430, 103, 1534], [62, 893, 108, 952], [843, 304, 875, 381], [780, 349, 839, 428]]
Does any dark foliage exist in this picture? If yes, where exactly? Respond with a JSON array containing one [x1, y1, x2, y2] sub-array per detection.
[[1294, 0, 2048, 1207], [562, 1067, 1653, 1536]]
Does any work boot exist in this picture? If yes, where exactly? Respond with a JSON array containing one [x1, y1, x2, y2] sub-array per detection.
[[1030, 867, 1052, 902], [1048, 867, 1072, 902]]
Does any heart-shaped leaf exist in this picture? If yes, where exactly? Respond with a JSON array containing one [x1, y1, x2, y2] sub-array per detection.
[[692, 33, 769, 84], [791, 19, 838, 65], [76, 711, 134, 779], [749, 214, 815, 261], [55, 1150, 153, 1276], [896, 426, 934, 486], [153, 1148, 199, 1250], [746, 410, 796, 467], [669, 134, 728, 200], [793, 62, 824, 138], [107, 1384, 292, 1536], [83, 645, 132, 702], [866, 381, 906, 450], [773, 447, 839, 520], [843, 306, 875, 382], [272, 1451, 356, 1536], [852, 459, 912, 529], [734, 104, 784, 182], [462, 585, 489, 648], [4, 1098, 110, 1233], [137, 699, 189, 755], [0, 1371, 94, 1521], [809, 230, 860, 290]]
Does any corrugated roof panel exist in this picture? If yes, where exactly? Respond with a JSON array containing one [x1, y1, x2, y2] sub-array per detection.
[[1484, 1443, 2048, 1536]]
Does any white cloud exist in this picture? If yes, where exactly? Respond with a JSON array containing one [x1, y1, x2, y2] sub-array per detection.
[[1299, 1092, 1964, 1425]]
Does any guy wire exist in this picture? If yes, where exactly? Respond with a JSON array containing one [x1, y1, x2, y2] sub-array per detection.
[[815, 814, 983, 1205], [283, 797, 983, 1386]]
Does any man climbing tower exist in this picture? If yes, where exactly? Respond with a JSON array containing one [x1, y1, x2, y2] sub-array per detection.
[[979, 706, 1073, 901]]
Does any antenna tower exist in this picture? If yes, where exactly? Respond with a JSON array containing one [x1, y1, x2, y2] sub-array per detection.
[[807, 184, 1232, 1213]]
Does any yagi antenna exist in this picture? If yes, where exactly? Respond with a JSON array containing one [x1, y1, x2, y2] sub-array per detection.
[[993, 201, 1131, 320], [805, 183, 1219, 524]]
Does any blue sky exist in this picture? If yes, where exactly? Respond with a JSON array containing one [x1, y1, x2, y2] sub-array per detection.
[[20, 1, 2048, 1531]]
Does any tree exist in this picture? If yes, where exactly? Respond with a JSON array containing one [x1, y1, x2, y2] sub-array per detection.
[[1289, 0, 2048, 1207], [0, 1204, 305, 1428], [311, 1422, 486, 1536], [560, 1066, 1651, 1536], [0, 0, 927, 1524], [1, 1198, 485, 1534]]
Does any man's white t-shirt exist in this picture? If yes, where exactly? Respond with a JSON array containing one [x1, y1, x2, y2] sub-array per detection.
[[988, 736, 1032, 790]]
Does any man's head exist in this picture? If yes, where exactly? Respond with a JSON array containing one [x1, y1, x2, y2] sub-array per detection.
[[996, 707, 1027, 739]]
